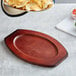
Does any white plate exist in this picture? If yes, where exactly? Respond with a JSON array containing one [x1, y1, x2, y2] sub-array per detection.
[[56, 16, 76, 37]]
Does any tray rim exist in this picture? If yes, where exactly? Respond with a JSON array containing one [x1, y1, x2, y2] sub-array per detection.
[[4, 29, 68, 67]]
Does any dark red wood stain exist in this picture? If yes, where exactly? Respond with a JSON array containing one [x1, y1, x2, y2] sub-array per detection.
[[5, 29, 68, 67]]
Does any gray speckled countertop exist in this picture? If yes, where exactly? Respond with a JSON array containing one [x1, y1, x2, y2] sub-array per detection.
[[0, 2, 76, 76]]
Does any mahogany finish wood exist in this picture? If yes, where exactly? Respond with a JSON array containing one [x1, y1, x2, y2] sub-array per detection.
[[5, 29, 68, 67]]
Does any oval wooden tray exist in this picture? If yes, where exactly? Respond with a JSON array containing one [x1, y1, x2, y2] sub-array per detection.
[[5, 29, 68, 67]]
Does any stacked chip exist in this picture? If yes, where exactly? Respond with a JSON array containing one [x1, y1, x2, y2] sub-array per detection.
[[4, 0, 54, 11]]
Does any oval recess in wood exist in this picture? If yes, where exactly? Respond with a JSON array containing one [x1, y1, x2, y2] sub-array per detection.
[[4, 29, 68, 67]]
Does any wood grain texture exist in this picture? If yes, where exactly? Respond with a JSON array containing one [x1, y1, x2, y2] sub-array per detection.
[[5, 29, 68, 67]]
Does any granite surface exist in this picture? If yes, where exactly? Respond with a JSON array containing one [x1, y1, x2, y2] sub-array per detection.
[[0, 2, 76, 76]]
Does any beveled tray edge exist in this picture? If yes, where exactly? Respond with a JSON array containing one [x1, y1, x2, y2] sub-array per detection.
[[4, 29, 68, 67]]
